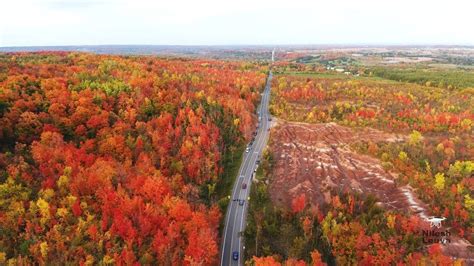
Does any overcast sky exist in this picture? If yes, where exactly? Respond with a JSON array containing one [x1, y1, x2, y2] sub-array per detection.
[[1, 0, 473, 46]]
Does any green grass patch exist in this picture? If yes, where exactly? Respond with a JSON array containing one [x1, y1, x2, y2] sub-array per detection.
[[370, 67, 474, 89], [275, 71, 350, 79]]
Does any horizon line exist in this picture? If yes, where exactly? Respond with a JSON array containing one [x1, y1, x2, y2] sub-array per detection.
[[2, 43, 474, 49]]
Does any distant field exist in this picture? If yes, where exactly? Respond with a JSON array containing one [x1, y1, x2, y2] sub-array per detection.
[[275, 71, 350, 79], [275, 71, 407, 85], [371, 67, 474, 89]]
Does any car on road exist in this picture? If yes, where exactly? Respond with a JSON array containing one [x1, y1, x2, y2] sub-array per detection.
[[245, 147, 250, 153], [239, 200, 245, 206], [232, 251, 239, 261], [253, 168, 257, 173], [242, 183, 247, 189]]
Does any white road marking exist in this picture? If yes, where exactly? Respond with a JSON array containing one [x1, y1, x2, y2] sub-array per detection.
[[222, 72, 272, 266]]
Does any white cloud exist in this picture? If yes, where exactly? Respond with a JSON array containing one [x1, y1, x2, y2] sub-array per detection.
[[1, 0, 473, 46]]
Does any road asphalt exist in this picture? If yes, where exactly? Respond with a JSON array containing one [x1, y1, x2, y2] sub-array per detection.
[[220, 71, 272, 266]]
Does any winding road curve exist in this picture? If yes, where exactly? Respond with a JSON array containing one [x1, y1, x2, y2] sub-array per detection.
[[220, 71, 272, 266]]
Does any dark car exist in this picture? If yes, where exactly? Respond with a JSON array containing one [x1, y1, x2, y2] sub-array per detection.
[[232, 251, 239, 260], [242, 183, 247, 189], [239, 200, 245, 206]]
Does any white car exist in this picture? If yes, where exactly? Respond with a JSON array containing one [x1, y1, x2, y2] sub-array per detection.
[[245, 147, 250, 153]]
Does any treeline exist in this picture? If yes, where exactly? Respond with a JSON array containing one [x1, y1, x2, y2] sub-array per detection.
[[271, 76, 474, 134]]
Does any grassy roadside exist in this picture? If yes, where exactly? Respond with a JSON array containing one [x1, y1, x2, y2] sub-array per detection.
[[216, 143, 245, 235], [243, 157, 270, 260], [216, 78, 268, 237]]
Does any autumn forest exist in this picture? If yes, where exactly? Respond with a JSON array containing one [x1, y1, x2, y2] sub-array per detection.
[[0, 52, 267, 264], [0, 47, 473, 265]]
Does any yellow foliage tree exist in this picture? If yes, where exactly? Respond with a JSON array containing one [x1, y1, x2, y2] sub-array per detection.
[[464, 195, 474, 210], [434, 173, 445, 191]]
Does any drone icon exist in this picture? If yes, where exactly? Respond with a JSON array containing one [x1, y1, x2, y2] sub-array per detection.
[[426, 216, 446, 228]]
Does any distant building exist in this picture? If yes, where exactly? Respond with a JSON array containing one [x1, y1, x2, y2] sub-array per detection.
[[335, 68, 344, 73]]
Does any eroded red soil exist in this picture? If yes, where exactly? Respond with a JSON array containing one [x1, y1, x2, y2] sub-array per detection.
[[268, 120, 473, 261], [269, 121, 423, 213]]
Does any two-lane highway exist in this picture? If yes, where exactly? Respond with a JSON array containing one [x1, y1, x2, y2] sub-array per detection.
[[220, 71, 272, 266]]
